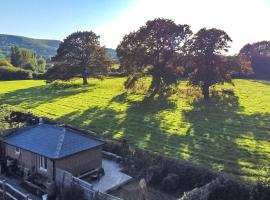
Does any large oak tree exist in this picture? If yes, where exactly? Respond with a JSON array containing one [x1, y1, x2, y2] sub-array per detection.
[[50, 31, 111, 85], [187, 28, 251, 100], [117, 18, 192, 95]]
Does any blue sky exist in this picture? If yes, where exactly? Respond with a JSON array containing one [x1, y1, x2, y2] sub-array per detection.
[[0, 0, 269, 54], [0, 0, 135, 40]]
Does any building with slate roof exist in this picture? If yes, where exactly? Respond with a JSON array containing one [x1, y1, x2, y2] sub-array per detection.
[[3, 124, 104, 179]]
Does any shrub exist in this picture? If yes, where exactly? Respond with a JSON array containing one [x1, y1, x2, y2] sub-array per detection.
[[49, 80, 81, 89], [180, 175, 253, 200], [160, 173, 179, 192], [103, 140, 217, 193], [0, 58, 13, 67], [0, 66, 32, 80], [32, 72, 45, 80]]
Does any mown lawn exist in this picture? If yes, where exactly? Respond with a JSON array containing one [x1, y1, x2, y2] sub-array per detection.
[[0, 78, 270, 180]]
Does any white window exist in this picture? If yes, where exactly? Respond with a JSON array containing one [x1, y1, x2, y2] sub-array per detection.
[[39, 156, 47, 171], [15, 147, 20, 155]]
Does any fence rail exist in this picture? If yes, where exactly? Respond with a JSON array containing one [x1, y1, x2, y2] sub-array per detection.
[[0, 180, 31, 200], [56, 168, 123, 200]]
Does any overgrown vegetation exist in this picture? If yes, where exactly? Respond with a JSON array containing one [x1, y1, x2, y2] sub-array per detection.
[[0, 78, 269, 181], [0, 104, 29, 133], [0, 62, 32, 80]]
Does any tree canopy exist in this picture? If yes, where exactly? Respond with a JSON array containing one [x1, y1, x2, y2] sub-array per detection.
[[50, 31, 111, 84], [117, 18, 192, 95], [187, 28, 251, 100], [10, 46, 45, 73], [239, 41, 270, 80]]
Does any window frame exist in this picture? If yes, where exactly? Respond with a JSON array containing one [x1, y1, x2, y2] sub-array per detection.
[[38, 155, 47, 171], [15, 147, 20, 155]]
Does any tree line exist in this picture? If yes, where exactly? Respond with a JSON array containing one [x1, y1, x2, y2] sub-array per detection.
[[47, 18, 253, 100], [10, 46, 46, 73], [0, 47, 48, 81]]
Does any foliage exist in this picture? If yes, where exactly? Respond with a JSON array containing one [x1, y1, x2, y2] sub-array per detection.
[[49, 80, 81, 89], [0, 78, 270, 181], [117, 18, 192, 95], [51, 31, 112, 85], [239, 40, 270, 80], [180, 175, 254, 200], [10, 46, 45, 73], [0, 104, 26, 134], [0, 58, 13, 67], [0, 65, 32, 80], [187, 28, 251, 100]]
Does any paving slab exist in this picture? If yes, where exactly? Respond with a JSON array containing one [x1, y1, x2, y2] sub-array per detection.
[[89, 159, 132, 192]]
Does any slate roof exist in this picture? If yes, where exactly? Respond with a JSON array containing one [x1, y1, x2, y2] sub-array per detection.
[[4, 124, 104, 159]]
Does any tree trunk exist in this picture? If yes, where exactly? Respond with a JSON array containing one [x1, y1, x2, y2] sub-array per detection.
[[82, 76, 88, 85], [202, 84, 210, 100], [150, 74, 161, 97]]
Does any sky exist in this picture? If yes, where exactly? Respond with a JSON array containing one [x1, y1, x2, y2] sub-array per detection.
[[0, 0, 270, 54]]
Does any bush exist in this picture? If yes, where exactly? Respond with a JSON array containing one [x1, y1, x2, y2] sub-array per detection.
[[32, 72, 45, 80], [0, 66, 32, 80], [180, 175, 253, 200], [103, 140, 217, 193], [160, 173, 179, 192], [0, 58, 13, 67], [49, 80, 81, 89]]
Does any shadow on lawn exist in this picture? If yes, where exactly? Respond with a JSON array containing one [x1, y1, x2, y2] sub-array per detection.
[[55, 91, 270, 178], [56, 92, 176, 147], [182, 93, 270, 177], [0, 85, 90, 109]]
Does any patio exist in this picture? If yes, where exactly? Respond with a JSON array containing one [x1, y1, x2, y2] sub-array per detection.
[[84, 159, 132, 193]]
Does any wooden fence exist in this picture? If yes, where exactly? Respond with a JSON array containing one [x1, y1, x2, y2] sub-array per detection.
[[56, 168, 122, 200], [0, 180, 31, 200]]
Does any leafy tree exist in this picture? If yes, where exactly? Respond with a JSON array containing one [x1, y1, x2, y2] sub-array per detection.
[[51, 31, 111, 85], [239, 41, 270, 80], [117, 18, 192, 95], [20, 49, 37, 69], [10, 46, 39, 72], [187, 28, 251, 100], [36, 57, 46, 73], [10, 46, 21, 67]]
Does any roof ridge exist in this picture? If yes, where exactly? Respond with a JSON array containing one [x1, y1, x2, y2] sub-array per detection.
[[54, 128, 66, 158]]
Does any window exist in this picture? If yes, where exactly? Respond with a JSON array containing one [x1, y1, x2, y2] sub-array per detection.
[[15, 147, 20, 155], [39, 156, 47, 171]]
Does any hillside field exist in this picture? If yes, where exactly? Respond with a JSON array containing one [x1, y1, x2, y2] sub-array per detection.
[[0, 78, 270, 180]]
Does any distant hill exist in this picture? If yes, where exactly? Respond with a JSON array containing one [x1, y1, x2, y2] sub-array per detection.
[[0, 34, 60, 58], [0, 34, 118, 61]]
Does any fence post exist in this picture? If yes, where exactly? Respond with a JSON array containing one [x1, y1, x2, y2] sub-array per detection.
[[2, 180, 6, 200]]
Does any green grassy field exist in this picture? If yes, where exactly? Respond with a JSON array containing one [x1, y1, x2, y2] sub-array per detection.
[[0, 78, 270, 180]]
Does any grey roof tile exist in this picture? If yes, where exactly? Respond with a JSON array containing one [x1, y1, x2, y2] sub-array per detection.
[[4, 124, 104, 159]]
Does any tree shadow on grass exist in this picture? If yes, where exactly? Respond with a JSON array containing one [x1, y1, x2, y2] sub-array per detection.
[[55, 92, 176, 150], [55, 90, 270, 179], [181, 93, 270, 178], [0, 85, 91, 109]]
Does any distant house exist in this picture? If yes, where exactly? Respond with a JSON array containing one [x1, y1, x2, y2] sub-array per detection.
[[3, 124, 104, 179]]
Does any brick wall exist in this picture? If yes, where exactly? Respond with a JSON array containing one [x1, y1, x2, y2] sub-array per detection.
[[55, 147, 102, 176]]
